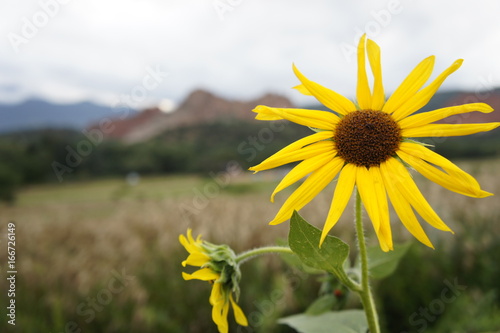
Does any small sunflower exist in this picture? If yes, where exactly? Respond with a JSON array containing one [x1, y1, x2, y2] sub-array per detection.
[[180, 229, 248, 333], [250, 35, 499, 252]]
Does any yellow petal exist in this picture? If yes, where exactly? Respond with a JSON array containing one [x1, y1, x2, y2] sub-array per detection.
[[356, 166, 381, 232], [402, 122, 500, 137], [210, 284, 230, 333], [397, 151, 491, 198], [189, 228, 204, 244], [253, 105, 341, 130], [212, 296, 229, 333], [385, 158, 452, 232], [271, 151, 335, 202], [270, 157, 345, 225], [399, 103, 494, 129], [293, 84, 313, 96], [230, 295, 248, 326], [209, 281, 223, 305], [398, 142, 492, 197], [392, 59, 463, 121], [380, 160, 434, 248], [186, 228, 194, 241], [292, 64, 356, 115], [182, 268, 219, 281], [179, 229, 201, 254], [382, 56, 435, 114], [183, 252, 211, 267], [179, 233, 191, 252], [356, 34, 372, 110], [253, 105, 284, 121], [249, 131, 333, 173], [320, 163, 356, 245], [367, 39, 385, 111], [249, 138, 334, 172], [358, 166, 393, 251], [219, 303, 230, 333]]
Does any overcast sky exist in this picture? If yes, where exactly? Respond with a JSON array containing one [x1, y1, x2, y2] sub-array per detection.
[[1, 0, 499, 109]]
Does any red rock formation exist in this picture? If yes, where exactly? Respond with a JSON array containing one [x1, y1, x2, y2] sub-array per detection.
[[87, 89, 294, 143]]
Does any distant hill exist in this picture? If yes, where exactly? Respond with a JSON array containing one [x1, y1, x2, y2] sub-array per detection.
[[2, 88, 500, 138], [87, 89, 294, 143], [0, 99, 137, 133]]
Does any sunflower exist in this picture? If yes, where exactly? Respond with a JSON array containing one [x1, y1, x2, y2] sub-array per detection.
[[180, 229, 248, 333], [249, 35, 499, 252]]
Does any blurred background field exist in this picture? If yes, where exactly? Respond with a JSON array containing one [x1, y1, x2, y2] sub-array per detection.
[[1, 156, 500, 332]]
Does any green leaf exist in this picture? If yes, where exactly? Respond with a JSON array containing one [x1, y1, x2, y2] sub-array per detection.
[[276, 238, 325, 274], [288, 211, 355, 289], [279, 310, 368, 333], [367, 241, 412, 279], [305, 294, 336, 315], [279, 250, 325, 275]]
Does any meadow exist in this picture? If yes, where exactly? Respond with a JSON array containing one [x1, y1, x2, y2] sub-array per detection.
[[0, 158, 499, 332]]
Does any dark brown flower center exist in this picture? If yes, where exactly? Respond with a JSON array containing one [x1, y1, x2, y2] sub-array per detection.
[[334, 110, 401, 167]]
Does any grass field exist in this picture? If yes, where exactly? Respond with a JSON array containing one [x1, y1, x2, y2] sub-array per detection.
[[1, 158, 499, 332]]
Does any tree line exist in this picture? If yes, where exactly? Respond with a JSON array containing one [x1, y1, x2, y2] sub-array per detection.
[[0, 120, 498, 202]]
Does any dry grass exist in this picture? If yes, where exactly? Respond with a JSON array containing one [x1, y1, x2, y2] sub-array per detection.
[[0, 158, 499, 331]]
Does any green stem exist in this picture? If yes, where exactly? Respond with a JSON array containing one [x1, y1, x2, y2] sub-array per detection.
[[235, 246, 294, 264], [355, 190, 380, 333]]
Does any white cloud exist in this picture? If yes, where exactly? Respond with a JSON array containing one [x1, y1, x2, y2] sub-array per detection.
[[0, 0, 499, 108]]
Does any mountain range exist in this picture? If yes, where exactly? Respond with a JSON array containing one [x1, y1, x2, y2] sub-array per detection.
[[87, 89, 294, 143], [0, 99, 138, 133], [1, 88, 500, 140]]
